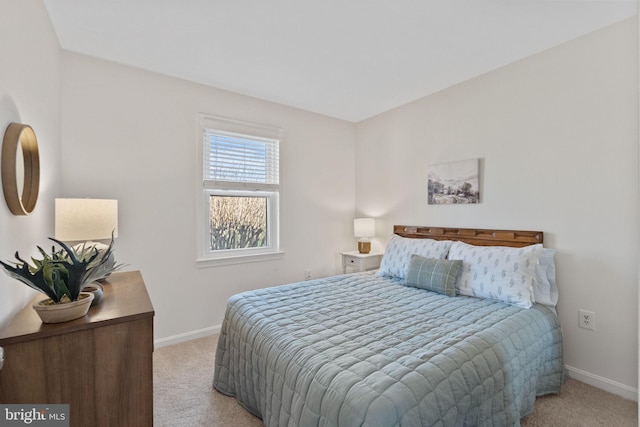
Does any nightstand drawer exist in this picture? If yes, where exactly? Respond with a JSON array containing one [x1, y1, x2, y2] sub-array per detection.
[[340, 251, 383, 273], [344, 255, 360, 265]]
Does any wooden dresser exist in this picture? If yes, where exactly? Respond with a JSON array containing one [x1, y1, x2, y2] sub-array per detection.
[[0, 271, 154, 427]]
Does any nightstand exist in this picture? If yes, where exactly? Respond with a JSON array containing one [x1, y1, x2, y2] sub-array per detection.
[[341, 251, 383, 273]]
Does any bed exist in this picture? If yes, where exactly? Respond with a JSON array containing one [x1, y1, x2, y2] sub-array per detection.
[[213, 226, 564, 426]]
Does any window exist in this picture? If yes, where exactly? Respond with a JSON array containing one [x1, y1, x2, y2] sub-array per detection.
[[197, 114, 282, 264]]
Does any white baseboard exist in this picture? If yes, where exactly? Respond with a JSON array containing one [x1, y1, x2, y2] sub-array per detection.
[[154, 324, 221, 348], [565, 365, 638, 402]]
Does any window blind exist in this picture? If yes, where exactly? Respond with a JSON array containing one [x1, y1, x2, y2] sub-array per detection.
[[203, 129, 279, 191]]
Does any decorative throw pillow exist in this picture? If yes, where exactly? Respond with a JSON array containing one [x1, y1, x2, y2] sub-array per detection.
[[377, 235, 453, 279], [447, 241, 538, 308], [405, 255, 462, 297]]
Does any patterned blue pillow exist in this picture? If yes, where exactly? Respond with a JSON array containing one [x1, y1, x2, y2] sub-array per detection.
[[405, 255, 462, 297], [377, 235, 453, 279], [448, 241, 537, 308]]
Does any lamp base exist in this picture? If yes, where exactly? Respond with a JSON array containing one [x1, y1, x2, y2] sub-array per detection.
[[358, 241, 371, 254]]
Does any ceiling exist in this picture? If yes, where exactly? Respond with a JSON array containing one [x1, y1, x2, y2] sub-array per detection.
[[43, 1, 637, 122]]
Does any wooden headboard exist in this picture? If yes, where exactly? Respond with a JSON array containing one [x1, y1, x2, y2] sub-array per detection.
[[393, 225, 543, 248]]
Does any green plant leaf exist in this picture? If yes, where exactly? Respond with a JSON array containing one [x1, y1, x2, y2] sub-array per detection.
[[0, 234, 122, 303]]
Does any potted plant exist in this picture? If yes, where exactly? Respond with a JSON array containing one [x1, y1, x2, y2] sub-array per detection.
[[0, 236, 121, 323]]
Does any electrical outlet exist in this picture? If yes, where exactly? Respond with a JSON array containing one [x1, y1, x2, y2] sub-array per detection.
[[579, 309, 595, 331], [304, 269, 312, 280]]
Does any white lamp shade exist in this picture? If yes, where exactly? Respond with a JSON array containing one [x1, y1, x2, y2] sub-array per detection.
[[354, 218, 375, 238], [55, 198, 118, 242]]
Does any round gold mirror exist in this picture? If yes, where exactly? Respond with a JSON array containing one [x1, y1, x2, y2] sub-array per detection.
[[2, 123, 40, 215]]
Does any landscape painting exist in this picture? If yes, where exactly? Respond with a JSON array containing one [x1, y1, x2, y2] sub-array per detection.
[[428, 158, 480, 204]]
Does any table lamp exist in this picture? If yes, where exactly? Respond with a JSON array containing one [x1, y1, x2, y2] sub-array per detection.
[[354, 218, 375, 254], [55, 198, 119, 296], [55, 198, 118, 244]]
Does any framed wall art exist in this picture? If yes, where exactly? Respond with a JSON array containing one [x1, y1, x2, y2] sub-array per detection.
[[427, 158, 480, 205]]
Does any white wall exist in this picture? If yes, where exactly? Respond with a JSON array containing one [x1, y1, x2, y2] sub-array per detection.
[[60, 53, 356, 340], [356, 18, 639, 398], [0, 0, 62, 328]]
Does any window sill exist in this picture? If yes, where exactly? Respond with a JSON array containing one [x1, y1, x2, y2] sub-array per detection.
[[196, 251, 285, 268]]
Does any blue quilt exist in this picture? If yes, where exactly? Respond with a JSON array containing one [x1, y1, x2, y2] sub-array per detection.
[[214, 272, 563, 426]]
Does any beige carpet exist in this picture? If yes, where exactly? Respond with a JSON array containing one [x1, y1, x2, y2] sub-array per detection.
[[154, 335, 637, 426]]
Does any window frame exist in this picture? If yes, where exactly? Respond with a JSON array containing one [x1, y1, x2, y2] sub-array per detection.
[[196, 114, 283, 267]]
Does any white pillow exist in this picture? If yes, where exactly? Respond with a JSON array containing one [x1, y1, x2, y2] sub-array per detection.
[[377, 235, 453, 280], [448, 241, 539, 308], [528, 246, 558, 307]]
